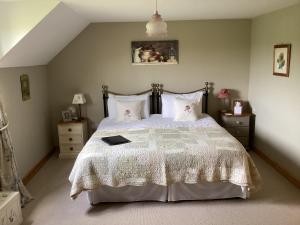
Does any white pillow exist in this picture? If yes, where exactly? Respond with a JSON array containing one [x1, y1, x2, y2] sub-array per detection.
[[174, 98, 201, 121], [107, 93, 150, 119], [161, 91, 203, 118], [115, 100, 143, 122]]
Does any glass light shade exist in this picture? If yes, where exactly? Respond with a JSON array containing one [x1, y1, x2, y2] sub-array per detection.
[[146, 11, 168, 37], [72, 93, 86, 105]]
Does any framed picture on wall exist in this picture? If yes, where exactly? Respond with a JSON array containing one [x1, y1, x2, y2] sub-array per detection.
[[131, 40, 178, 65], [273, 44, 291, 77], [20, 74, 31, 101]]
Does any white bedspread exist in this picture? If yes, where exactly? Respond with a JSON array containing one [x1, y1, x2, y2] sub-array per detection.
[[69, 114, 261, 199]]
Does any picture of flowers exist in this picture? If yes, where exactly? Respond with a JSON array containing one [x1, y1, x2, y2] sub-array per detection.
[[273, 44, 291, 77], [131, 40, 178, 65]]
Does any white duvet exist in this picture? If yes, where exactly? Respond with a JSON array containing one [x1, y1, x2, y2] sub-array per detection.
[[69, 114, 261, 199]]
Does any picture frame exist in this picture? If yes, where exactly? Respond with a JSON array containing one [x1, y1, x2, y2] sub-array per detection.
[[232, 100, 243, 115], [20, 74, 31, 101], [61, 110, 73, 122], [273, 44, 291, 77], [131, 40, 178, 65]]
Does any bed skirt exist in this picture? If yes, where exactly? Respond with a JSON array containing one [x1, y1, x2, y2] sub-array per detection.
[[87, 182, 249, 205]]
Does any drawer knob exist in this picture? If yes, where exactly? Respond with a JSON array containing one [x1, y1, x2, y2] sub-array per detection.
[[236, 121, 242, 125], [68, 128, 72, 132], [70, 147, 74, 151], [69, 138, 73, 142]]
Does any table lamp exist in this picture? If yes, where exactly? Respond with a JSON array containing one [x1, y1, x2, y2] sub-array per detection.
[[72, 93, 86, 120], [217, 89, 230, 112]]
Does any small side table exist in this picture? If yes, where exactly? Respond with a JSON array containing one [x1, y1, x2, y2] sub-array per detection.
[[219, 112, 253, 150], [58, 119, 88, 159]]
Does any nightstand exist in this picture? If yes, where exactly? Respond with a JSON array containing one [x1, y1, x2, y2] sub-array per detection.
[[0, 192, 23, 225], [58, 119, 88, 159], [219, 112, 252, 150]]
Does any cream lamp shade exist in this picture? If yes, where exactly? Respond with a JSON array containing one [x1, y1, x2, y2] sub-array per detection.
[[72, 93, 86, 120], [72, 93, 86, 105]]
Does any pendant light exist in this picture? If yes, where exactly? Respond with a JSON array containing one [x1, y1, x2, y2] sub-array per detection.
[[146, 0, 168, 37]]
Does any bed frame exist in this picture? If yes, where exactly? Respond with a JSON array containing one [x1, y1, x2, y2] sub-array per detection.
[[102, 82, 209, 117]]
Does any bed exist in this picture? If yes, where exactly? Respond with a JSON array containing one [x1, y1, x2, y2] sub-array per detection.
[[69, 83, 261, 204]]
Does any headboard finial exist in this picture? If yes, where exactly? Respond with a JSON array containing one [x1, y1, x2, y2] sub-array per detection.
[[205, 82, 209, 92], [102, 85, 108, 96]]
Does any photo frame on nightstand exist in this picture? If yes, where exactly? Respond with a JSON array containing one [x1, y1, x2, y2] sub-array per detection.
[[62, 110, 72, 122]]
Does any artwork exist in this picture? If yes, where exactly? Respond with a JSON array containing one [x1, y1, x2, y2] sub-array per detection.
[[233, 100, 243, 115], [273, 44, 291, 77], [62, 110, 73, 122], [20, 74, 30, 101], [131, 40, 178, 65]]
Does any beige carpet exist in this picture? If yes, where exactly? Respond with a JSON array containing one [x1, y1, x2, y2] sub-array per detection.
[[22, 152, 300, 225]]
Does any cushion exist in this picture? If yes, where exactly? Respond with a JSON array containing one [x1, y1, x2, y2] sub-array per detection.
[[174, 98, 202, 121], [161, 91, 203, 118], [107, 93, 150, 119], [115, 100, 143, 122]]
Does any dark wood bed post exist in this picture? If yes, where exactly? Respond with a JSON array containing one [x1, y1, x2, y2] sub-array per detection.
[[204, 82, 209, 114], [102, 85, 109, 117]]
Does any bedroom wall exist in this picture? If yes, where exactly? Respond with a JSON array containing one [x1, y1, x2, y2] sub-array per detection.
[[48, 20, 251, 143], [0, 66, 52, 178], [249, 4, 300, 180]]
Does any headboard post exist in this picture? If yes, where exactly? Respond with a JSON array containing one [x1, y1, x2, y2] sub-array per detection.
[[204, 82, 209, 113], [102, 85, 109, 117]]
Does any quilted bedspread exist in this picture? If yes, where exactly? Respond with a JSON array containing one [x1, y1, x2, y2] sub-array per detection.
[[69, 127, 261, 199]]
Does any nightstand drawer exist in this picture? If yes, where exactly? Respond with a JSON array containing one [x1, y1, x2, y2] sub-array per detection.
[[222, 116, 249, 127], [60, 144, 83, 153], [236, 136, 249, 147], [59, 134, 83, 144], [58, 124, 83, 135], [227, 127, 249, 137]]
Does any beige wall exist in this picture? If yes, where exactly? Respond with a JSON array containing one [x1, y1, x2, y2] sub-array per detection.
[[48, 20, 251, 142], [0, 66, 52, 178], [249, 4, 300, 180]]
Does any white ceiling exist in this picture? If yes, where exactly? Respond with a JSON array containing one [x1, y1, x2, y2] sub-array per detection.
[[0, 2, 89, 68], [61, 0, 300, 22]]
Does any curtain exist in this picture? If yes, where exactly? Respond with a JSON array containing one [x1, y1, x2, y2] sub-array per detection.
[[0, 102, 32, 206]]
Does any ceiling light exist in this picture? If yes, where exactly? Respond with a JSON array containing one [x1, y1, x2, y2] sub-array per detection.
[[146, 0, 168, 37]]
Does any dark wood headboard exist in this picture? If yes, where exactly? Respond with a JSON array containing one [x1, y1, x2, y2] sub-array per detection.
[[102, 82, 209, 117]]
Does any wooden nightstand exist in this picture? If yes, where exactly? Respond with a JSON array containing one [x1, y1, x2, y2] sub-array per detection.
[[58, 119, 88, 159], [0, 192, 23, 225], [219, 112, 252, 150]]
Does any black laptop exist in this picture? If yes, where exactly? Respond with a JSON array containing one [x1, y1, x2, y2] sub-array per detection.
[[101, 135, 131, 146]]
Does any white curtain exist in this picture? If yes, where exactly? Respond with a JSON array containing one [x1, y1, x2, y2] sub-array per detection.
[[0, 102, 32, 206]]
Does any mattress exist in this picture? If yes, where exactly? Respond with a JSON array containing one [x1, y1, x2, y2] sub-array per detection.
[[69, 114, 261, 201]]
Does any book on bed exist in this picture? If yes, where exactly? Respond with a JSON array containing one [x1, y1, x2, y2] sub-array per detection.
[[101, 135, 131, 145]]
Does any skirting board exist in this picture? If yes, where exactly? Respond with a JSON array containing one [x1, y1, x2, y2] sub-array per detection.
[[254, 148, 300, 189], [22, 148, 56, 185]]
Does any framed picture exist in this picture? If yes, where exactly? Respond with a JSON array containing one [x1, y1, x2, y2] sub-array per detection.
[[131, 40, 178, 65], [62, 110, 72, 122], [20, 74, 30, 101], [273, 44, 291, 77], [232, 100, 243, 115]]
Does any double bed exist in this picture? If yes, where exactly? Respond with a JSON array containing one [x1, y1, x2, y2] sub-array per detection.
[[69, 83, 261, 204]]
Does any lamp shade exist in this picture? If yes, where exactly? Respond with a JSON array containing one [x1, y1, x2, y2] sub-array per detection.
[[217, 89, 230, 99], [146, 11, 168, 37], [72, 93, 86, 105]]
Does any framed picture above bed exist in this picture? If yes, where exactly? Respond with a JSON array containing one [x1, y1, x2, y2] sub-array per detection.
[[273, 44, 291, 77], [131, 40, 178, 65]]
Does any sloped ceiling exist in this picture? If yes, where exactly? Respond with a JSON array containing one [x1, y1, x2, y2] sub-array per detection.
[[0, 2, 89, 68], [61, 0, 300, 21], [0, 0, 59, 58]]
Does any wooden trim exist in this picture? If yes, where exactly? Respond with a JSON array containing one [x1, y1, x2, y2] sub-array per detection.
[[254, 148, 300, 189], [22, 148, 56, 185]]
